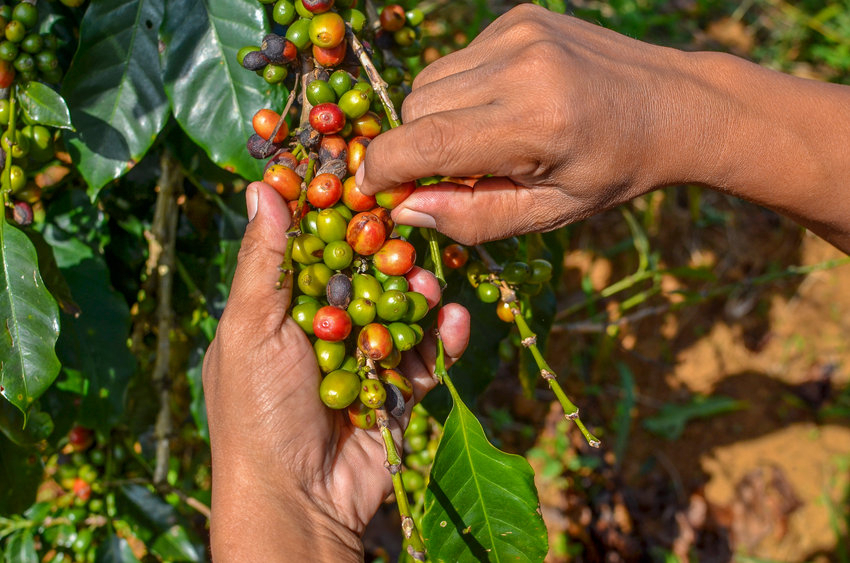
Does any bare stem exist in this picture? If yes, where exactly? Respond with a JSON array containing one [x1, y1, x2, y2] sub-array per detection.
[[511, 305, 600, 448], [365, 359, 426, 560], [149, 152, 183, 483], [277, 154, 317, 289], [346, 28, 401, 128], [299, 57, 315, 130], [261, 71, 301, 155]]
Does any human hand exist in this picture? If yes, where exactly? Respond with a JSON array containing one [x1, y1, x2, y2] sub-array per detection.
[[357, 4, 730, 244], [202, 182, 470, 561]]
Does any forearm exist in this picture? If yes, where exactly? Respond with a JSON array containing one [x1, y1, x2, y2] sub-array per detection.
[[664, 50, 850, 251], [210, 465, 363, 562]]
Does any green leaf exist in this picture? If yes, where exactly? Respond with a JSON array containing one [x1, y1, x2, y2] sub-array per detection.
[[61, 0, 170, 198], [0, 437, 43, 515], [151, 526, 203, 562], [643, 395, 748, 440], [0, 399, 53, 446], [3, 529, 36, 563], [422, 378, 548, 562], [95, 534, 141, 563], [161, 0, 286, 179], [187, 345, 209, 443], [532, 0, 566, 13], [0, 220, 61, 416], [17, 82, 73, 130], [46, 192, 135, 432], [119, 485, 178, 532]]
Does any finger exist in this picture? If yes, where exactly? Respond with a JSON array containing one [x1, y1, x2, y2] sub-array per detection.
[[401, 64, 500, 124], [222, 182, 293, 330], [404, 303, 471, 403], [391, 178, 564, 245], [357, 106, 514, 195], [410, 41, 494, 91]]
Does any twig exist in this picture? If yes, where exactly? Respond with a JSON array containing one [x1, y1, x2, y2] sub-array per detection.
[[364, 358, 427, 560], [261, 70, 301, 155], [346, 27, 401, 128], [364, 0, 382, 34], [149, 152, 183, 485], [299, 57, 315, 129]]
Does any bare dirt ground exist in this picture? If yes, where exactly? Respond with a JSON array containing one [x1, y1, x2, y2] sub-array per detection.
[[482, 188, 850, 562]]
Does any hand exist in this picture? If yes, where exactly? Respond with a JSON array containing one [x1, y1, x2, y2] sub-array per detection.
[[357, 4, 850, 251], [202, 182, 470, 561]]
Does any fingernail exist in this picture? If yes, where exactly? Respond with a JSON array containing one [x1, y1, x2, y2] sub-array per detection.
[[394, 207, 436, 229], [246, 186, 259, 221], [354, 162, 365, 188]]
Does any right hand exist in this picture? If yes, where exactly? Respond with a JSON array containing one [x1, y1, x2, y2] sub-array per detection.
[[357, 4, 728, 244]]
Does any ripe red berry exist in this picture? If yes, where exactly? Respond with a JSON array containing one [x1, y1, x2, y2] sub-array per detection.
[[350, 111, 382, 139], [313, 41, 347, 67], [72, 477, 92, 502], [346, 211, 386, 255], [309, 102, 346, 135], [264, 164, 303, 201], [301, 0, 334, 14], [442, 243, 469, 269], [346, 136, 370, 175], [313, 306, 352, 342], [252, 108, 289, 144], [357, 323, 394, 360], [307, 172, 343, 208], [374, 239, 416, 276], [375, 181, 415, 209], [68, 425, 93, 452], [341, 176, 376, 211], [380, 4, 406, 32]]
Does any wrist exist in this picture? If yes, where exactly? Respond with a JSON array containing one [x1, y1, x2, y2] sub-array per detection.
[[210, 461, 363, 561]]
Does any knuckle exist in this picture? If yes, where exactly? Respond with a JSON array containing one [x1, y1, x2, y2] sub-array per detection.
[[400, 91, 424, 123], [502, 7, 549, 43]]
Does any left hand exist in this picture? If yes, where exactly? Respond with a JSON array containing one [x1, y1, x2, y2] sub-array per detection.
[[202, 182, 470, 561]]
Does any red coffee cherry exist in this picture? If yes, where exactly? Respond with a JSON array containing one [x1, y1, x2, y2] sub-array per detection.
[[380, 4, 406, 32], [68, 425, 93, 452], [342, 176, 376, 211], [346, 135, 370, 175], [374, 239, 416, 276], [309, 102, 346, 135], [72, 477, 92, 502], [357, 323, 394, 360], [313, 41, 347, 67], [301, 0, 334, 14], [319, 134, 348, 163], [442, 243, 469, 269], [253, 108, 289, 143], [313, 305, 352, 341], [346, 211, 386, 255], [375, 180, 415, 209], [264, 164, 303, 201], [348, 401, 377, 429], [350, 111, 381, 138], [307, 172, 343, 208]]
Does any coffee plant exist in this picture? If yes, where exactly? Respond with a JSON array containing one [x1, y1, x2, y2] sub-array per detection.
[[2, 0, 847, 560]]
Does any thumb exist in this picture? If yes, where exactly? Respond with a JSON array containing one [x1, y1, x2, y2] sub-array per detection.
[[391, 178, 549, 245], [224, 181, 294, 328]]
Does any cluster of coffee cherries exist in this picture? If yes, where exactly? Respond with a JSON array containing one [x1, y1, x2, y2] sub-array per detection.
[[0, 1, 63, 88], [244, 0, 438, 426]]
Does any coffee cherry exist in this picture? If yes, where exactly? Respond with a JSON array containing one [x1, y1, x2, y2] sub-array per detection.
[[313, 305, 352, 341], [340, 8, 366, 33], [13, 51, 33, 72], [401, 470, 425, 492], [301, 0, 334, 14], [309, 102, 345, 135], [12, 200, 32, 226], [313, 41, 347, 67], [501, 261, 530, 285], [348, 297, 376, 326], [286, 18, 312, 50], [326, 273, 353, 308], [5, 165, 24, 192], [407, 433, 428, 453], [292, 233, 325, 265], [402, 291, 429, 323], [477, 282, 500, 303], [292, 300, 321, 334], [369, 206, 395, 234], [338, 88, 371, 119], [12, 3, 38, 30], [263, 63, 288, 84], [382, 276, 409, 292], [329, 69, 353, 98], [374, 239, 416, 276], [314, 338, 346, 372], [528, 259, 554, 283], [320, 369, 360, 409], [307, 172, 343, 208], [298, 263, 333, 297], [247, 133, 279, 159], [316, 208, 348, 243], [380, 4, 406, 32], [241, 49, 269, 71], [352, 273, 383, 301], [68, 426, 93, 452], [348, 401, 376, 429], [359, 379, 386, 409], [357, 323, 393, 360], [442, 244, 469, 269], [346, 136, 370, 175], [406, 8, 425, 26], [405, 267, 442, 309], [375, 181, 415, 210], [309, 12, 345, 49], [2, 130, 29, 158], [406, 413, 428, 436], [273, 0, 297, 25], [262, 33, 295, 64], [379, 346, 401, 369], [266, 150, 299, 174], [380, 369, 413, 402], [306, 78, 337, 106], [496, 300, 515, 323], [346, 211, 386, 255], [253, 109, 289, 144], [0, 40, 17, 61], [263, 164, 302, 200], [323, 240, 354, 270], [350, 111, 382, 138], [0, 60, 13, 88], [20, 33, 42, 54], [236, 45, 258, 66], [383, 382, 406, 417], [387, 322, 416, 352], [377, 290, 408, 322], [466, 261, 488, 288]]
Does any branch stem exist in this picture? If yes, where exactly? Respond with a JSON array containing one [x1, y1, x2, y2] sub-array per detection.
[[277, 154, 317, 289], [2, 87, 16, 207]]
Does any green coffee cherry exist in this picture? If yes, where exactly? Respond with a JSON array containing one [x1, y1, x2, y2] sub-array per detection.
[[323, 240, 354, 270], [387, 322, 416, 352], [403, 291, 429, 323], [306, 79, 337, 106], [476, 282, 500, 304], [377, 290, 408, 322], [273, 0, 297, 25], [347, 298, 376, 326], [320, 370, 360, 409], [329, 69, 352, 98], [292, 301, 321, 334], [292, 233, 326, 265], [298, 263, 333, 297], [314, 339, 346, 373], [352, 273, 383, 302]]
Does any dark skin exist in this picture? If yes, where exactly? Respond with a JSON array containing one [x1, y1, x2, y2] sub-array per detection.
[[205, 4, 850, 560]]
